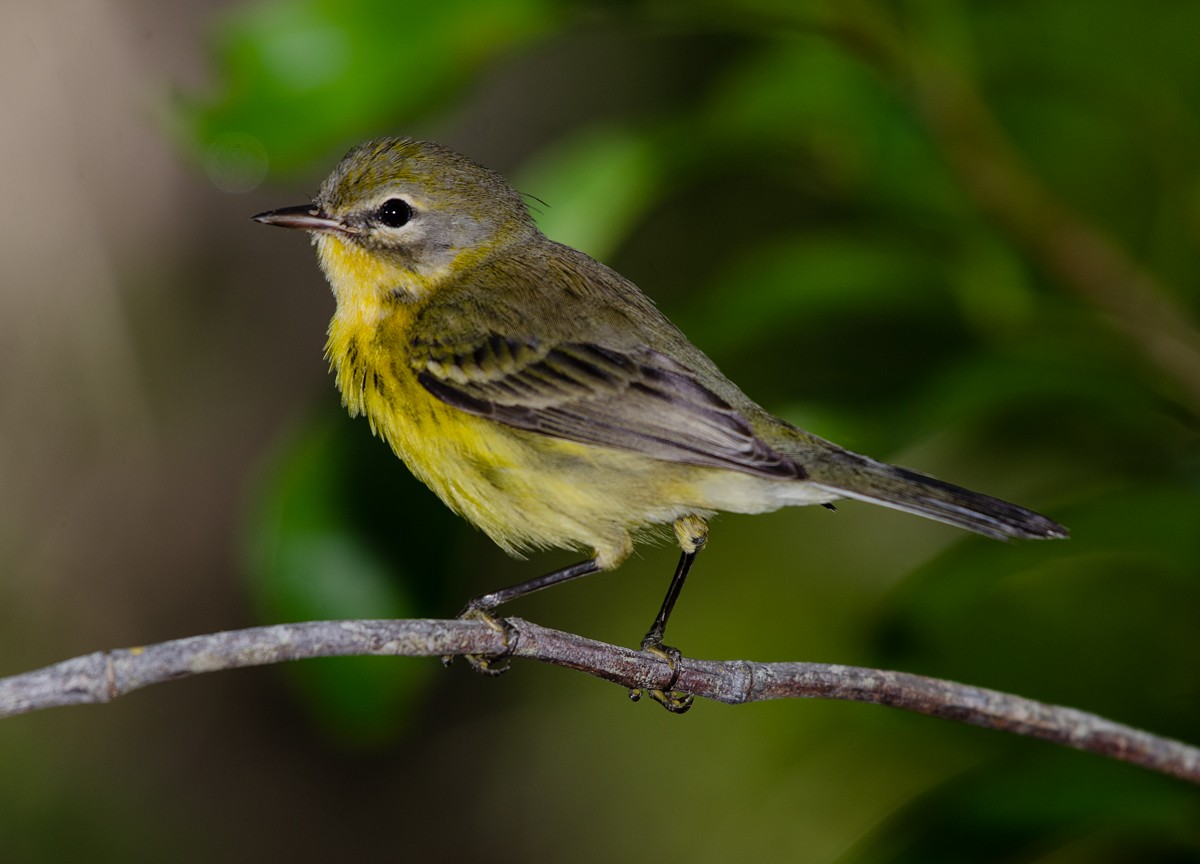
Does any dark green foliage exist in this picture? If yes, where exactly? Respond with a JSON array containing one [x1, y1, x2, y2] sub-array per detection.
[[189, 0, 1200, 859]]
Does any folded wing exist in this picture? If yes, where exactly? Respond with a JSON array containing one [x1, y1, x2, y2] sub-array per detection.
[[414, 335, 802, 479]]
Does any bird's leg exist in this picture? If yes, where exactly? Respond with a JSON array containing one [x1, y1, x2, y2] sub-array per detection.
[[447, 558, 601, 675], [630, 516, 708, 713]]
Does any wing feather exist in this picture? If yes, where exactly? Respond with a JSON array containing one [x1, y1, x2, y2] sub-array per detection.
[[415, 336, 802, 479]]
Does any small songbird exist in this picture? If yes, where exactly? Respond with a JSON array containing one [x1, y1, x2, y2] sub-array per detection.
[[254, 137, 1066, 711]]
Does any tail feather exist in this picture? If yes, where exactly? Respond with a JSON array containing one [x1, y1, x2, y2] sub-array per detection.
[[808, 454, 1067, 541]]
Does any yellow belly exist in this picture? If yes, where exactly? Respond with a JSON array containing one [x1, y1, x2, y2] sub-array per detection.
[[328, 311, 694, 568], [324, 301, 822, 569]]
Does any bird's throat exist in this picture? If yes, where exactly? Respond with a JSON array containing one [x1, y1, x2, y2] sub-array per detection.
[[316, 234, 429, 322]]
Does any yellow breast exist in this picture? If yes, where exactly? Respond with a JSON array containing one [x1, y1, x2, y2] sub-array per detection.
[[315, 234, 718, 568]]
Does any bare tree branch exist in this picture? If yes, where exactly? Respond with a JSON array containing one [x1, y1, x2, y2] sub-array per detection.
[[1, 617, 1196, 784]]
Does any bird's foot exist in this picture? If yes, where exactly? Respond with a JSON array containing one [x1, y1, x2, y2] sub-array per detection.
[[629, 638, 694, 714], [441, 604, 518, 676]]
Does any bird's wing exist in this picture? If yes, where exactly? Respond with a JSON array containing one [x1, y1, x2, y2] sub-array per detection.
[[412, 333, 801, 479]]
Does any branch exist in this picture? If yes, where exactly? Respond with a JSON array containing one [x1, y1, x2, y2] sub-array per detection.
[[1, 617, 1196, 784]]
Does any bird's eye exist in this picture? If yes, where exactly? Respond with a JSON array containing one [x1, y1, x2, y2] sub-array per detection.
[[376, 198, 414, 228]]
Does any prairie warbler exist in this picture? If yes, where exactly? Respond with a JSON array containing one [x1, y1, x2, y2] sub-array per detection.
[[254, 137, 1066, 711]]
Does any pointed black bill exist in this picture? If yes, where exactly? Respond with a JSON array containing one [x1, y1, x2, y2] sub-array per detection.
[[252, 204, 352, 234]]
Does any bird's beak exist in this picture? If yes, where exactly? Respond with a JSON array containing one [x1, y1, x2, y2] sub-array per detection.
[[252, 204, 354, 234]]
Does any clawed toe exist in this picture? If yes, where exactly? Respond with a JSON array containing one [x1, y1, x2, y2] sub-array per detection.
[[629, 639, 694, 714], [442, 606, 518, 676]]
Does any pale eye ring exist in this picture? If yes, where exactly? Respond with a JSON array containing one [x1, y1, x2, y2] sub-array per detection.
[[376, 198, 414, 228]]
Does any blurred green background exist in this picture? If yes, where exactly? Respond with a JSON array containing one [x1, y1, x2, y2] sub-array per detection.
[[2, 0, 1198, 860]]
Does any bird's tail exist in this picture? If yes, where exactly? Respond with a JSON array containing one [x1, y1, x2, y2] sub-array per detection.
[[802, 445, 1067, 541]]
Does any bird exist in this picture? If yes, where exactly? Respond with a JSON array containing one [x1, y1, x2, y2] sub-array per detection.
[[253, 136, 1067, 711]]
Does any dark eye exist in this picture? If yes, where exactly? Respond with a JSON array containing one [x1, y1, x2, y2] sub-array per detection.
[[376, 198, 413, 228]]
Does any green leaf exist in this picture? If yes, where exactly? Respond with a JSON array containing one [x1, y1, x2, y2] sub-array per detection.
[[518, 126, 664, 260], [178, 0, 554, 177]]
